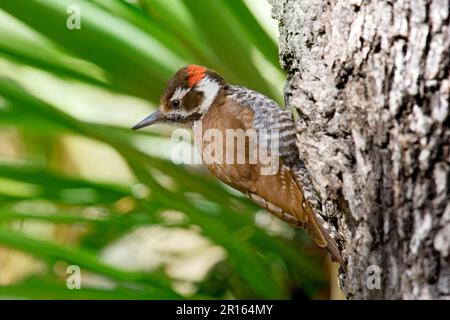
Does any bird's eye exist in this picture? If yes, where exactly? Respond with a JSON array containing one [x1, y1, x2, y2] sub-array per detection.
[[170, 100, 181, 108]]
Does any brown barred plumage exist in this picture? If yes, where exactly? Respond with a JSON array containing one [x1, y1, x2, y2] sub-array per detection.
[[226, 85, 343, 265]]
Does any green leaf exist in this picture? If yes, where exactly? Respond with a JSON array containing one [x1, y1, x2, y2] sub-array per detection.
[[0, 0, 182, 102], [0, 278, 174, 300], [181, 0, 278, 100], [0, 228, 182, 299]]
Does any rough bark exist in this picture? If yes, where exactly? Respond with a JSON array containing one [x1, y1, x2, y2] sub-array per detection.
[[269, 0, 450, 299]]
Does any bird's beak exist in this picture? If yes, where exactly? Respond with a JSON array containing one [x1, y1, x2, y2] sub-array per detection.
[[132, 111, 163, 130]]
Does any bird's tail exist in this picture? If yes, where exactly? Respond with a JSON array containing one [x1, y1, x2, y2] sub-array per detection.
[[315, 219, 344, 266]]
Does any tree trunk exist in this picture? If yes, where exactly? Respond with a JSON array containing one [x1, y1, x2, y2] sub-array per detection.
[[269, 0, 450, 299]]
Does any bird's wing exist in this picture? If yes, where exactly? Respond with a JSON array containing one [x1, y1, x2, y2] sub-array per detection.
[[226, 86, 344, 264]]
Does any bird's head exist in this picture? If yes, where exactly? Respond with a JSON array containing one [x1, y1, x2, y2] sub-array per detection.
[[132, 65, 225, 130]]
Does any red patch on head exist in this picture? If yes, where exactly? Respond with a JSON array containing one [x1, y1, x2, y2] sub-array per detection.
[[187, 65, 207, 87]]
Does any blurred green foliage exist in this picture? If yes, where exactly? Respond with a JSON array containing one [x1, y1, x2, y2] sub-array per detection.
[[0, 0, 327, 299]]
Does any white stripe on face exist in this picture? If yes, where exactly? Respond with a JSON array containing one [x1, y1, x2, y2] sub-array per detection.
[[196, 76, 221, 114], [171, 87, 190, 102]]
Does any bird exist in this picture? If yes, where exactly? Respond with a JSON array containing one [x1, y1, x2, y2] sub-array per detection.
[[133, 65, 344, 265]]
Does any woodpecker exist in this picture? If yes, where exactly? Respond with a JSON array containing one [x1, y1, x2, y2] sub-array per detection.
[[133, 65, 344, 265]]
